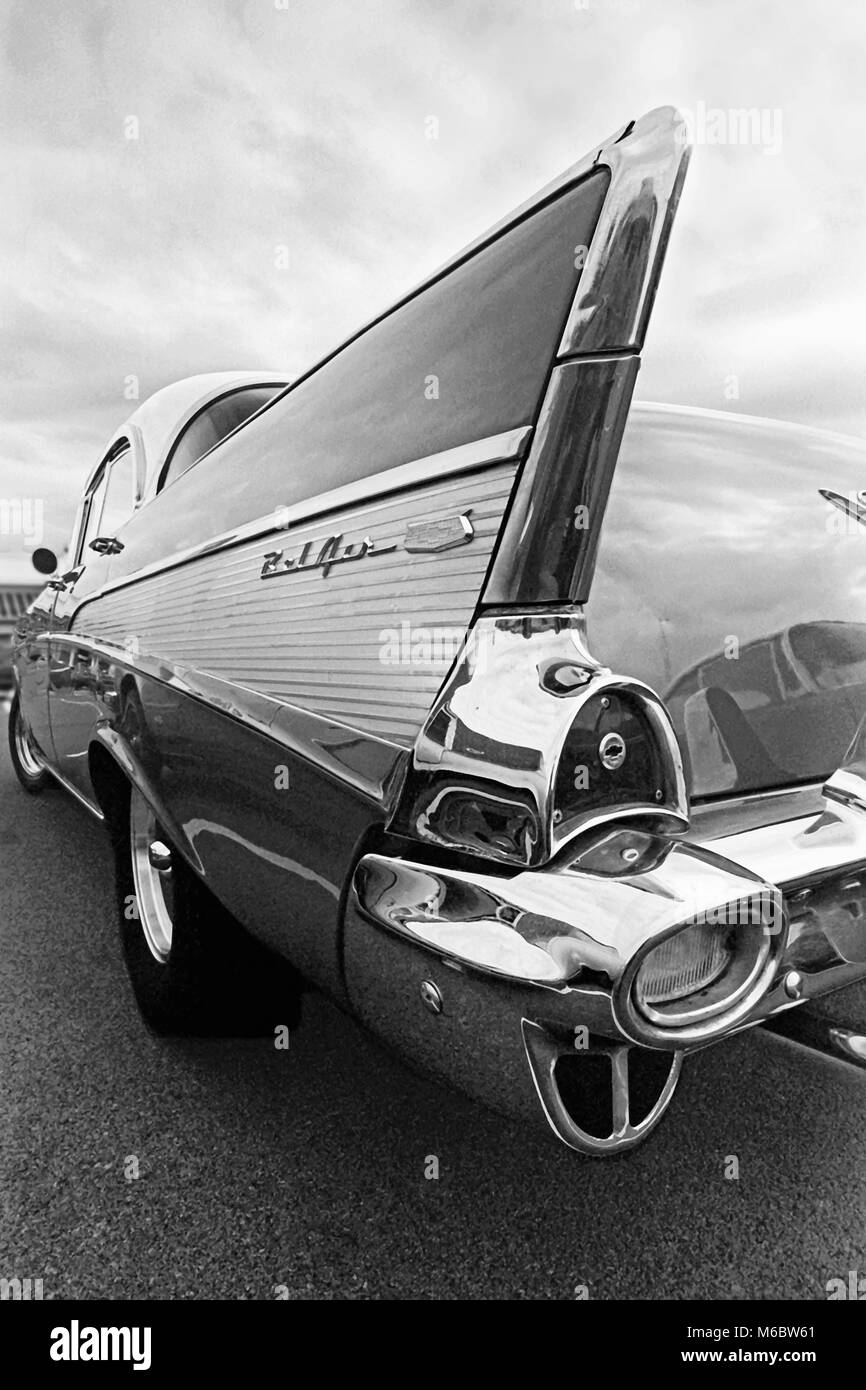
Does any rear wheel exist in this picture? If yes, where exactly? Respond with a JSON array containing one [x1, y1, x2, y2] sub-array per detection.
[[7, 694, 53, 794], [116, 784, 302, 1036]]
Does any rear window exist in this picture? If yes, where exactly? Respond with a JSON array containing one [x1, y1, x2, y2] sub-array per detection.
[[588, 408, 866, 800], [160, 386, 283, 490]]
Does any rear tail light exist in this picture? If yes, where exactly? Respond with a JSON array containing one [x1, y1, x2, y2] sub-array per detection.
[[632, 904, 775, 1031], [636, 922, 732, 1007]]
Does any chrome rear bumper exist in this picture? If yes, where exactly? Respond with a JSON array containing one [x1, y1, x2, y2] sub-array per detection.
[[346, 778, 866, 1154]]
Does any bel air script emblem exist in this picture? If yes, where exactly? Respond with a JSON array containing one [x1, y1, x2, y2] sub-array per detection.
[[261, 533, 397, 580], [261, 512, 475, 579]]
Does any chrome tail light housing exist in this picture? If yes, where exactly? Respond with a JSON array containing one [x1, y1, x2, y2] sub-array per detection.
[[390, 612, 688, 868]]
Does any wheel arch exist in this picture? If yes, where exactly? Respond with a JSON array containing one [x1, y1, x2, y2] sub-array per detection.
[[87, 727, 205, 876]]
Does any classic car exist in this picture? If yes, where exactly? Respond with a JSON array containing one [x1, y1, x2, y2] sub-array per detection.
[[9, 105, 866, 1156]]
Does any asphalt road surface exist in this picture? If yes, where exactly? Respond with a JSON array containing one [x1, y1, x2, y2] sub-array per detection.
[[2, 704, 865, 1301]]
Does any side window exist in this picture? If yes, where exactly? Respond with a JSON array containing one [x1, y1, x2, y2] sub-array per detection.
[[75, 445, 134, 562], [98, 447, 135, 538], [160, 386, 282, 491], [77, 470, 109, 562]]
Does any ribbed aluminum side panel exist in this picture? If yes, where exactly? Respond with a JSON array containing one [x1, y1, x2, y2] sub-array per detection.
[[72, 463, 518, 745]]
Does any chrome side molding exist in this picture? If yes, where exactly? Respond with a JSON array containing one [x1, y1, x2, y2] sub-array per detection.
[[824, 716, 866, 815]]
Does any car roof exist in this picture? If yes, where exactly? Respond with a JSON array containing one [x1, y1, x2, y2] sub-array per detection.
[[90, 371, 289, 501]]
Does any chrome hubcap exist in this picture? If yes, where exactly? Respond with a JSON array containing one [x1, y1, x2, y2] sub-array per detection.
[[14, 707, 44, 778], [130, 790, 175, 964]]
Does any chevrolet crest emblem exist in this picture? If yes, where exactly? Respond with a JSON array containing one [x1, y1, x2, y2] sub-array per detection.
[[403, 511, 474, 554]]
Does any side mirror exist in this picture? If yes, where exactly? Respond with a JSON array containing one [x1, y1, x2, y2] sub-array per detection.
[[32, 547, 58, 576]]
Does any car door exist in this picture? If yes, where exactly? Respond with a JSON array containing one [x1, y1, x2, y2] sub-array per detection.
[[48, 441, 135, 803]]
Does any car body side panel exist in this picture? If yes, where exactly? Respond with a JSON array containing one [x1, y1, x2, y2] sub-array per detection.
[[68, 457, 521, 746]]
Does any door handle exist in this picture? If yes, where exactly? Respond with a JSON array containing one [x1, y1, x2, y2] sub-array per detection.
[[89, 537, 124, 555], [46, 566, 84, 592]]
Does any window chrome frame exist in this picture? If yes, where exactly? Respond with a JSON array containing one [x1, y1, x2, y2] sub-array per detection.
[[74, 437, 137, 565], [154, 381, 287, 497]]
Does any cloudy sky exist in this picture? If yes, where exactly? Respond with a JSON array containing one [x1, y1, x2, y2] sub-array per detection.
[[1, 0, 864, 574]]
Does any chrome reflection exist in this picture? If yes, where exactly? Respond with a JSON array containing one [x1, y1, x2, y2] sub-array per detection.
[[830, 1027, 866, 1065], [483, 356, 639, 606], [587, 403, 866, 803], [42, 631, 406, 805], [697, 773, 866, 1028], [13, 704, 45, 778], [558, 106, 691, 357]]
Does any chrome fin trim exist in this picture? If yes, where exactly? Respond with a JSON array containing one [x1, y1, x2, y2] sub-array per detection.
[[558, 106, 691, 357]]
